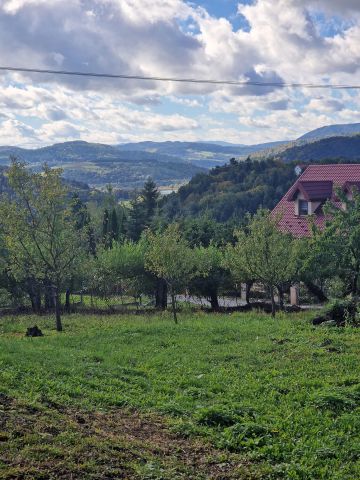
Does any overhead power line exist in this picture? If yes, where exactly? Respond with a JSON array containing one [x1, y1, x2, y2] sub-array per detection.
[[0, 65, 359, 89]]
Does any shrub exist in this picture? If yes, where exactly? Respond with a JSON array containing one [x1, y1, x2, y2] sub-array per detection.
[[313, 298, 359, 326]]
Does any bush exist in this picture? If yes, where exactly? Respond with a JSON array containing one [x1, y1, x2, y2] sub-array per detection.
[[313, 298, 359, 326], [326, 298, 357, 324]]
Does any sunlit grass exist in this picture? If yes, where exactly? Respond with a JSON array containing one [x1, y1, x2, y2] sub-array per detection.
[[0, 311, 359, 479]]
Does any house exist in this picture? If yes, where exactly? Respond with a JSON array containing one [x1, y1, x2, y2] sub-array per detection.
[[272, 164, 360, 237]]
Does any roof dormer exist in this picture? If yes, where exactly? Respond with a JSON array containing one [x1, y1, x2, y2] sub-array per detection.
[[288, 181, 333, 217], [343, 181, 360, 200]]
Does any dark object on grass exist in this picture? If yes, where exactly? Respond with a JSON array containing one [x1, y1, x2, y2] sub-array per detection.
[[26, 325, 44, 337], [312, 299, 358, 327], [206, 302, 302, 315]]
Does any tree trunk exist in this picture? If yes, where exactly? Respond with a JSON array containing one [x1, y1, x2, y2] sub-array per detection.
[[304, 281, 328, 303], [278, 286, 285, 310], [27, 280, 41, 314], [209, 287, 219, 311], [245, 281, 253, 304], [29, 292, 36, 314], [65, 288, 71, 313], [170, 288, 178, 324], [35, 286, 42, 313], [44, 279, 55, 310], [155, 278, 168, 310], [53, 286, 63, 332], [270, 285, 276, 318], [352, 270, 359, 297]]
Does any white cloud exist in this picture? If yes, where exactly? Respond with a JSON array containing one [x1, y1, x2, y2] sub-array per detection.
[[1, 0, 360, 146]]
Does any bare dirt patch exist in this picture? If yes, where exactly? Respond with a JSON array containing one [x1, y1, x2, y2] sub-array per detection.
[[0, 394, 246, 479]]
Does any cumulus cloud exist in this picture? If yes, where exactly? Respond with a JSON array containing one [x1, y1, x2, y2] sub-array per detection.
[[1, 0, 360, 146]]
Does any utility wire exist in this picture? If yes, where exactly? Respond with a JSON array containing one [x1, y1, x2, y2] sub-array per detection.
[[0, 65, 359, 89]]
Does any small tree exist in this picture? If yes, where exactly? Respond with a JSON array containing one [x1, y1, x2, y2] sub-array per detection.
[[190, 245, 229, 310], [110, 208, 119, 243], [142, 177, 159, 223], [87, 238, 167, 311], [303, 189, 360, 298], [226, 210, 298, 316], [127, 196, 147, 242], [145, 224, 207, 323], [0, 160, 85, 331], [223, 243, 254, 304]]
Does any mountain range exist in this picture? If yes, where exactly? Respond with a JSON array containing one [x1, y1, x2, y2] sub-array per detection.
[[0, 122, 360, 189], [298, 122, 360, 141]]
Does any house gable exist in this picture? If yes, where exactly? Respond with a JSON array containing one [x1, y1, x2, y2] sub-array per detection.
[[272, 164, 360, 237]]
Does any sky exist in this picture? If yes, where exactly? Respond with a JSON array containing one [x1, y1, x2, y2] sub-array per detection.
[[0, 0, 360, 147]]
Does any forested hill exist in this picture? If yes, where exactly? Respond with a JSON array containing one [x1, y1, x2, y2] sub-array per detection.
[[275, 135, 360, 163], [160, 158, 298, 223], [0, 141, 205, 188], [298, 123, 360, 141], [0, 166, 104, 204], [160, 155, 360, 223]]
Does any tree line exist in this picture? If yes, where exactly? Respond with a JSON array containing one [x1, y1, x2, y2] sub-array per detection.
[[0, 160, 359, 330]]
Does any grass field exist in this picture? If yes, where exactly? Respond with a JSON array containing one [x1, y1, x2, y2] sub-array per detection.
[[0, 311, 359, 479]]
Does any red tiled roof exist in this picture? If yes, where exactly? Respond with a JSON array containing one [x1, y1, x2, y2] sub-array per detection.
[[287, 180, 333, 201], [343, 181, 360, 193], [273, 164, 360, 237]]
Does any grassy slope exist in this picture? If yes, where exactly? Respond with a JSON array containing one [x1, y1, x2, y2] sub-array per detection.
[[0, 312, 359, 479]]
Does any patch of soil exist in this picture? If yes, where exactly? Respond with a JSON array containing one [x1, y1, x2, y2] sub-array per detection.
[[0, 395, 247, 479]]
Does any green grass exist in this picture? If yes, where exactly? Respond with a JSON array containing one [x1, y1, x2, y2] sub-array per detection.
[[0, 311, 359, 479]]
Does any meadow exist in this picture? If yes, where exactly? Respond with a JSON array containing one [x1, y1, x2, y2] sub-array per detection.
[[0, 311, 359, 479]]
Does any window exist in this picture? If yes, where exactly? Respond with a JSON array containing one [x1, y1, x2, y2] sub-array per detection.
[[298, 199, 308, 216]]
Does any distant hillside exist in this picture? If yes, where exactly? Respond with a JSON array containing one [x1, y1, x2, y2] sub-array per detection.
[[0, 165, 105, 204], [299, 123, 360, 141], [116, 140, 289, 168], [0, 141, 205, 188], [276, 135, 360, 163]]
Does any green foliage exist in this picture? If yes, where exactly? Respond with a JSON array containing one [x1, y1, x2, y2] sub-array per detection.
[[189, 245, 231, 309], [224, 210, 299, 315], [142, 177, 159, 221], [145, 224, 209, 321], [278, 135, 360, 163], [0, 160, 87, 329], [302, 189, 360, 297], [126, 179, 159, 242], [160, 158, 298, 222], [87, 240, 152, 301], [180, 216, 235, 247], [321, 298, 359, 326]]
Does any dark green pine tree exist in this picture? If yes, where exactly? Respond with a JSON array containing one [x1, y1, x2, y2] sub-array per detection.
[[71, 194, 96, 255], [142, 177, 159, 226], [127, 197, 147, 242], [72, 194, 89, 230], [102, 209, 111, 248], [117, 207, 127, 241], [110, 208, 119, 243]]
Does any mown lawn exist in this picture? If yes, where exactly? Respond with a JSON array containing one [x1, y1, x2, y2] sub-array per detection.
[[0, 311, 359, 479]]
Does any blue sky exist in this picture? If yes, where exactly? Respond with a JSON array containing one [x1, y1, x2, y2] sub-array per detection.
[[0, 0, 360, 147]]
